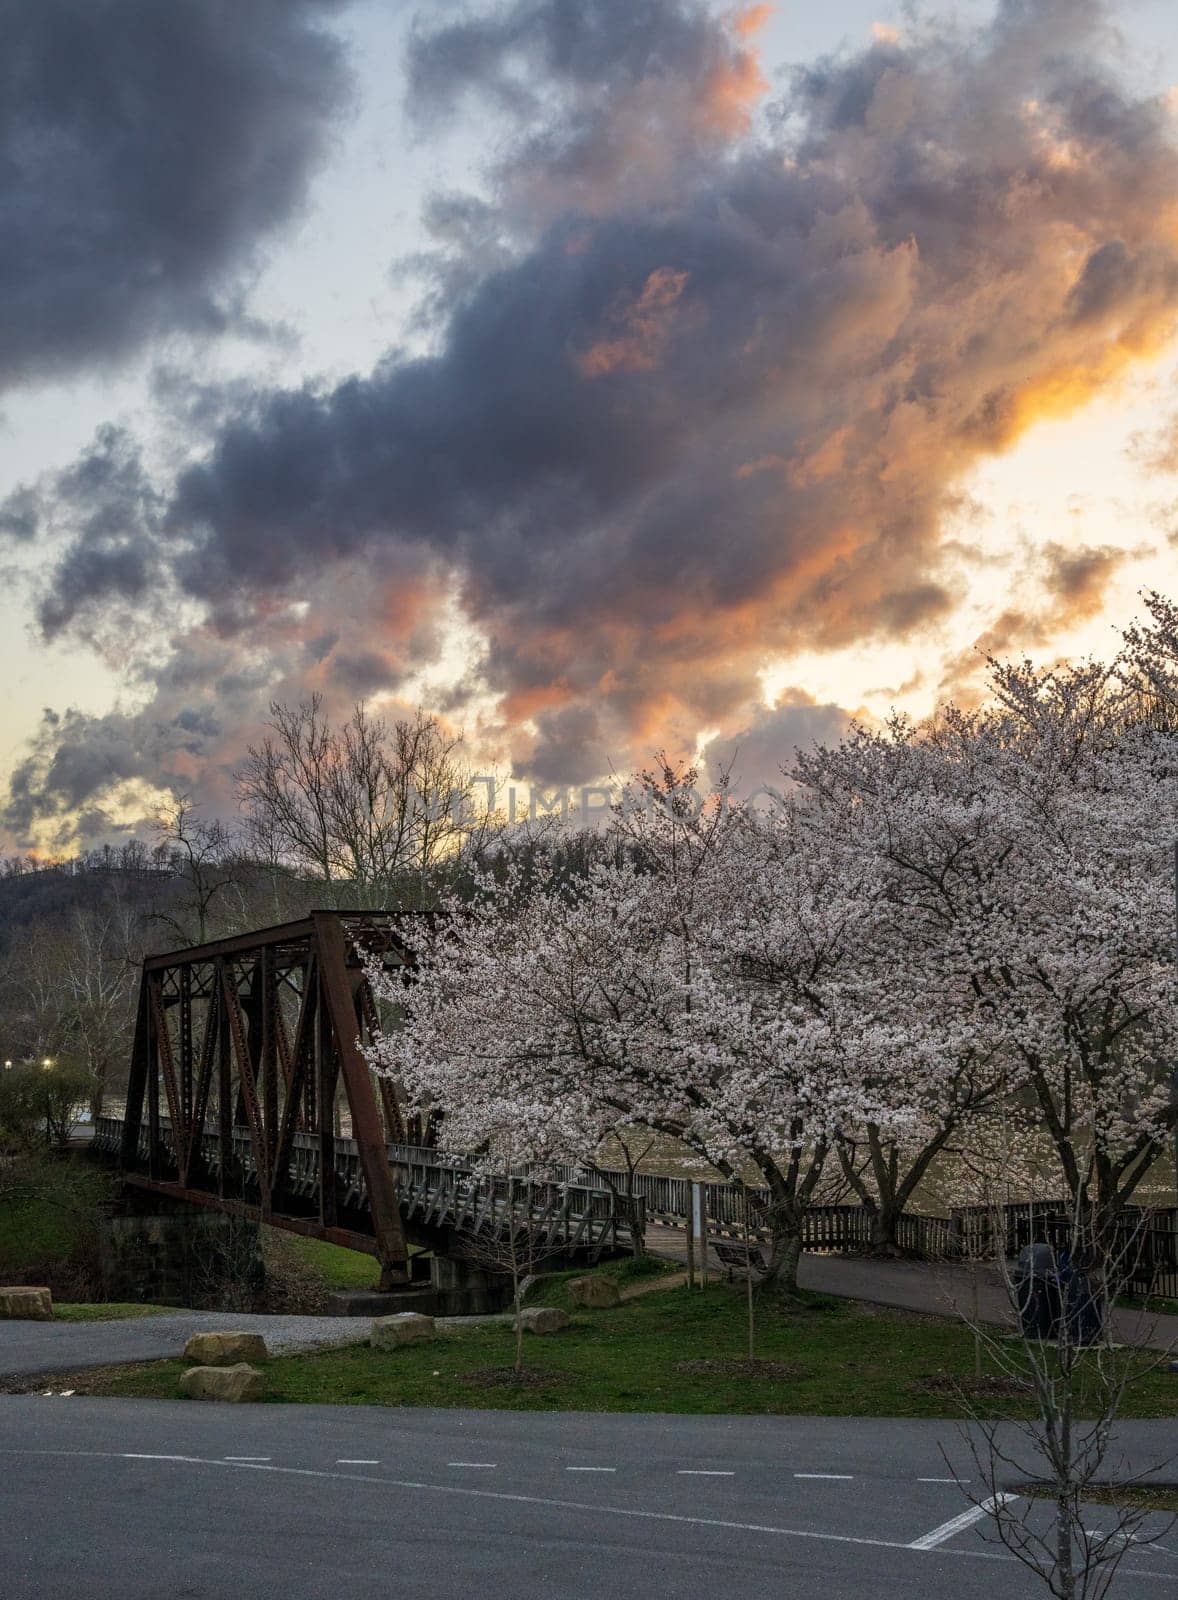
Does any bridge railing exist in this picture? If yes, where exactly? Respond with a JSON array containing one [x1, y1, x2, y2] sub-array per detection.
[[97, 1116, 1176, 1287], [94, 1115, 640, 1258]]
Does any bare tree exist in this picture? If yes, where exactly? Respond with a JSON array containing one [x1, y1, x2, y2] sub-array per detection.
[[0, 905, 138, 1118], [455, 1164, 576, 1375], [58, 905, 140, 1116], [237, 698, 477, 905], [152, 795, 244, 945], [952, 1195, 1175, 1599]]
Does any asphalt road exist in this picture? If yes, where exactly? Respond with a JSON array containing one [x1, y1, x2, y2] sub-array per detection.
[[1, 1401, 1175, 1599]]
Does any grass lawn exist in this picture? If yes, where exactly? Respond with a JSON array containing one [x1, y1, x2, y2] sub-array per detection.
[[0, 1157, 112, 1276], [263, 1230, 385, 1293], [1117, 1294, 1178, 1319], [1019, 1481, 1178, 1515], [52, 1302, 167, 1322], [51, 1274, 1178, 1419]]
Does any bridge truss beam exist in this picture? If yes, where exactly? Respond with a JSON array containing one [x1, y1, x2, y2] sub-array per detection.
[[119, 911, 414, 1287]]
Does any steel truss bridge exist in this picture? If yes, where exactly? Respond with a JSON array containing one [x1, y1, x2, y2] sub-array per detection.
[[96, 912, 638, 1287]]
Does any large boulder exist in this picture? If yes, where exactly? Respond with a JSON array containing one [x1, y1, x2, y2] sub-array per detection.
[[179, 1363, 265, 1402], [518, 1306, 570, 1334], [183, 1331, 269, 1365], [371, 1311, 437, 1350], [568, 1275, 622, 1309], [0, 1287, 52, 1320]]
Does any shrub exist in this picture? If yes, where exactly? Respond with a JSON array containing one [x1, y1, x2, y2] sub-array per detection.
[[0, 1059, 95, 1151]]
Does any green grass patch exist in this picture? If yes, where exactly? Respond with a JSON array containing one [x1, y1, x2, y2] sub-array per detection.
[[263, 1230, 383, 1293], [1117, 1294, 1178, 1319], [55, 1280, 1178, 1418], [53, 1302, 167, 1322], [523, 1253, 679, 1307], [0, 1155, 112, 1281], [1017, 1481, 1178, 1515]]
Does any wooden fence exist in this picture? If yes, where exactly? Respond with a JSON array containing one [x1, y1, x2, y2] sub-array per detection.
[[558, 1158, 1178, 1286]]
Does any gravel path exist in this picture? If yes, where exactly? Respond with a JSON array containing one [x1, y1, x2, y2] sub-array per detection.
[[0, 1310, 373, 1383]]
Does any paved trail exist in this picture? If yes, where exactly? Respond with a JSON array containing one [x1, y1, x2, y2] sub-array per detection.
[[647, 1225, 1178, 1352]]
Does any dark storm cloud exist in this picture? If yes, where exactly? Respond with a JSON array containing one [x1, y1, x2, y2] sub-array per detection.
[[514, 703, 604, 788], [407, 0, 744, 122], [0, 0, 351, 391], [406, 0, 770, 231], [0, 540, 456, 848], [702, 690, 854, 796], [145, 0, 1178, 773], [331, 648, 401, 697], [2, 704, 209, 842], [1040, 540, 1138, 617], [9, 0, 1178, 836], [1, 426, 164, 640]]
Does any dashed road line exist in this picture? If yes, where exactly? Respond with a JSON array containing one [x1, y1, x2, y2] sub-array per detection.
[[225, 1456, 271, 1462], [4, 1450, 1176, 1586], [908, 1495, 1017, 1551], [448, 1461, 497, 1469], [566, 1466, 616, 1472], [918, 1478, 968, 1484], [337, 1459, 380, 1466], [795, 1473, 853, 1480], [677, 1469, 735, 1476]]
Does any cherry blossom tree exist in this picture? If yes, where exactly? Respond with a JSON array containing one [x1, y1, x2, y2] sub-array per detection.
[[791, 716, 1023, 1253], [364, 773, 885, 1295], [795, 616, 1178, 1258], [969, 645, 1178, 1243], [365, 598, 1178, 1297]]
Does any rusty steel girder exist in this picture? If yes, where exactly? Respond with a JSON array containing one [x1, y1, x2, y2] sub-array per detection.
[[119, 911, 414, 1287]]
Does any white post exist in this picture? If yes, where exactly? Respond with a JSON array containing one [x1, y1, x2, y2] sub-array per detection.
[[691, 1182, 707, 1287]]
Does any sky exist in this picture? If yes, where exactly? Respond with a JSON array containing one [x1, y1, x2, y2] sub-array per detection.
[[2, 0, 1178, 850]]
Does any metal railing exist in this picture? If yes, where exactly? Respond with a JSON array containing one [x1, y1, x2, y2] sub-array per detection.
[[94, 1116, 1178, 1283], [93, 1115, 640, 1259]]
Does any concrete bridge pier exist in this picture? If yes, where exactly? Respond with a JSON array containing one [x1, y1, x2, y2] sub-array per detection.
[[429, 1255, 514, 1316], [324, 1254, 515, 1318], [99, 1187, 265, 1311]]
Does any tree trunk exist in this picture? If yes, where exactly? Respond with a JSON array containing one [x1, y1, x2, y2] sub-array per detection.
[[868, 1201, 899, 1255], [760, 1224, 803, 1296], [1056, 1401, 1076, 1600]]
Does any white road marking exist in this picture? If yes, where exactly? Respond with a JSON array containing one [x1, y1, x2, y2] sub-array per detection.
[[908, 1495, 1017, 1550], [566, 1466, 616, 1472], [918, 1478, 968, 1484], [795, 1473, 853, 1480], [448, 1461, 496, 1469], [225, 1456, 271, 1462], [677, 1469, 735, 1476], [4, 1451, 1175, 1587], [337, 1459, 380, 1466]]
